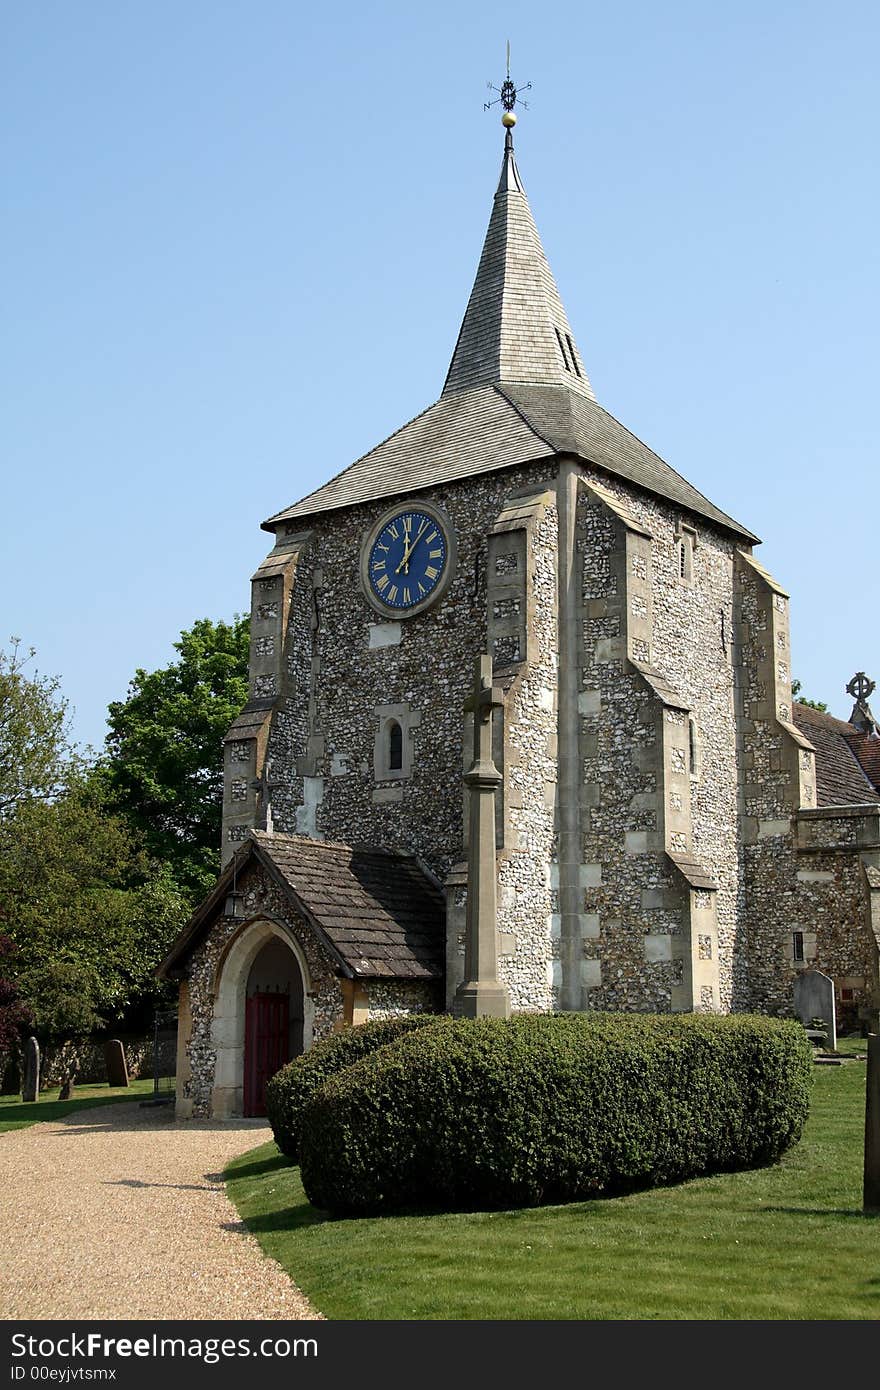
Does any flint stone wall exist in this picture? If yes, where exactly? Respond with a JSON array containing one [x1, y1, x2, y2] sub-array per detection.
[[573, 464, 740, 1012], [212, 451, 876, 1030], [259, 464, 557, 887], [227, 456, 746, 1018], [737, 556, 879, 1020], [366, 980, 441, 1019]]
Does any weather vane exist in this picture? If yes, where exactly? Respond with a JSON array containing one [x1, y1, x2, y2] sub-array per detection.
[[485, 41, 531, 127]]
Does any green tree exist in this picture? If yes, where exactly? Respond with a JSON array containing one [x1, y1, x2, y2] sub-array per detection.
[[103, 617, 249, 898], [791, 678, 828, 712], [0, 639, 72, 818], [0, 774, 187, 1042], [0, 937, 31, 1052]]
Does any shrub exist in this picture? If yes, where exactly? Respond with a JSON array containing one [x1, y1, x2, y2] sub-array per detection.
[[299, 1012, 813, 1214], [266, 1012, 444, 1159]]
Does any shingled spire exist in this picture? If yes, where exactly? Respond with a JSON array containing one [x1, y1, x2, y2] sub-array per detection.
[[443, 130, 595, 400]]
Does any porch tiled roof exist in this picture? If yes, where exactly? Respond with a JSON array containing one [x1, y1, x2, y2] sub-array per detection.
[[157, 831, 445, 983]]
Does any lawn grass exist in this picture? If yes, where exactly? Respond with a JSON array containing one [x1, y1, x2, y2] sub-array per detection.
[[225, 1043, 878, 1320], [0, 1078, 170, 1133]]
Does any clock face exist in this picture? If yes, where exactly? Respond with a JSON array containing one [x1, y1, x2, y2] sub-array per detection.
[[365, 508, 450, 614]]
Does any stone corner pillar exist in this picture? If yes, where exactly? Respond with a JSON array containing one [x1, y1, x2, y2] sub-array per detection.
[[454, 655, 511, 1021]]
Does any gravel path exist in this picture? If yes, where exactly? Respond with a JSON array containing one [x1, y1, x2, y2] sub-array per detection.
[[0, 1101, 321, 1320]]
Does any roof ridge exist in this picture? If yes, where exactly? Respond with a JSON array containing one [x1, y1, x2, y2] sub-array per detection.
[[492, 382, 557, 451]]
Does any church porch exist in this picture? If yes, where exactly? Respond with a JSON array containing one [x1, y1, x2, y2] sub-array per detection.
[[158, 832, 445, 1119]]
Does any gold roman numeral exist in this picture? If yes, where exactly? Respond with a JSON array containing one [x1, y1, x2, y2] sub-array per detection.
[[388, 523, 399, 540], [376, 574, 389, 591], [429, 548, 442, 559], [425, 565, 438, 580], [387, 584, 398, 602], [372, 559, 386, 571], [417, 581, 427, 596], [403, 586, 411, 604]]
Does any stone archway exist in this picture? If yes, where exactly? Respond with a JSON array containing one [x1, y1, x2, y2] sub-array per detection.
[[210, 917, 314, 1119]]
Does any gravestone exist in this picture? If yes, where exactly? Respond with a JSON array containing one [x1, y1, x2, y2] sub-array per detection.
[[865, 1034, 880, 1213], [104, 1039, 129, 1088], [22, 1037, 40, 1102], [58, 1060, 79, 1102], [793, 969, 837, 1051]]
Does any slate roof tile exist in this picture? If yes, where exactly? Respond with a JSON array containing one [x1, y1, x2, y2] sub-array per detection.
[[262, 136, 758, 546], [159, 832, 445, 982], [845, 730, 880, 793], [793, 703, 880, 807]]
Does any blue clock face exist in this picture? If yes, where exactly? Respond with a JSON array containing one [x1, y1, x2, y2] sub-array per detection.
[[367, 510, 449, 611]]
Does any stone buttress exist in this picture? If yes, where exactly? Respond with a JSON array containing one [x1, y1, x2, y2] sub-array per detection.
[[445, 481, 559, 1011], [736, 551, 880, 1025], [572, 476, 722, 1012], [221, 529, 315, 860]]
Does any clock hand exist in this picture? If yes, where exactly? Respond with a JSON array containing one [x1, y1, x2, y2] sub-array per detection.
[[395, 539, 412, 575]]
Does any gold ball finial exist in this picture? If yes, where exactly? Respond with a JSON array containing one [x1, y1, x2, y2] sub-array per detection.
[[502, 110, 517, 128]]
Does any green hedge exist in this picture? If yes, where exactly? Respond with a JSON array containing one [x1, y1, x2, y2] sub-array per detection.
[[299, 1012, 813, 1214], [265, 1013, 444, 1159]]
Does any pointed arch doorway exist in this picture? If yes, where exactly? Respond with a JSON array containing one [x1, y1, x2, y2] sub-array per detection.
[[243, 936, 304, 1116], [211, 919, 313, 1119]]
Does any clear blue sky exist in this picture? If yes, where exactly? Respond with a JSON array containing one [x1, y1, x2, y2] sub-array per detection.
[[2, 1, 877, 750]]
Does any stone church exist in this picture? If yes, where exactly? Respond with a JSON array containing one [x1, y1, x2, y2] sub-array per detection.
[[160, 119, 880, 1119]]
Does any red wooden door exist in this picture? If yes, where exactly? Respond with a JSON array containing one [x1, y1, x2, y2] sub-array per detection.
[[244, 991, 290, 1117]]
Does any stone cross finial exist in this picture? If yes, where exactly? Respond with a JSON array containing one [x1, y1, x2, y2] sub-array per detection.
[[847, 673, 879, 735], [250, 758, 283, 832], [454, 655, 511, 1019], [847, 672, 875, 703]]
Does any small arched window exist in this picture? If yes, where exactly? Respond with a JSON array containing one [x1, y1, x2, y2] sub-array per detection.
[[676, 527, 695, 584], [388, 719, 403, 772]]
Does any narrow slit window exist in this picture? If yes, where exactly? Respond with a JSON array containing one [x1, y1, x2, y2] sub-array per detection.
[[688, 718, 698, 776], [388, 720, 403, 772], [793, 931, 805, 963], [565, 333, 582, 377], [676, 529, 694, 584], [554, 326, 571, 371]]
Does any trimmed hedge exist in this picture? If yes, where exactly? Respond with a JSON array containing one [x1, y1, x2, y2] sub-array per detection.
[[265, 1013, 444, 1159], [299, 1012, 813, 1214]]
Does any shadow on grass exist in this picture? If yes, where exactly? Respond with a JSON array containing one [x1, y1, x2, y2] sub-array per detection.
[[759, 1206, 880, 1219], [228, 1153, 292, 1182], [0, 1099, 148, 1127], [223, 1203, 332, 1234]]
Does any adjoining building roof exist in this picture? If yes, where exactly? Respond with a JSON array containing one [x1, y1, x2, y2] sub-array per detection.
[[157, 831, 445, 982], [262, 134, 759, 546], [846, 729, 880, 794], [793, 702, 880, 807]]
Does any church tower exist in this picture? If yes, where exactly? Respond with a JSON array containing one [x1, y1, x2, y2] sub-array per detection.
[[160, 105, 880, 1119]]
